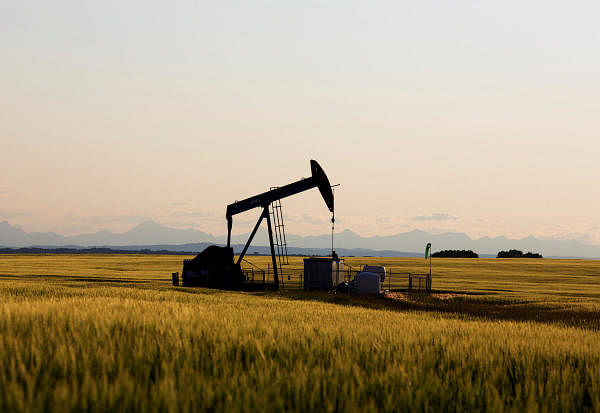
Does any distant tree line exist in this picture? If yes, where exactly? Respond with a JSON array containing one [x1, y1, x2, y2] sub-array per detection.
[[497, 249, 543, 258], [431, 250, 479, 258]]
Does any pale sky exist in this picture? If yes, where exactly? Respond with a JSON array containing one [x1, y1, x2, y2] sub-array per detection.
[[1, 1, 599, 243]]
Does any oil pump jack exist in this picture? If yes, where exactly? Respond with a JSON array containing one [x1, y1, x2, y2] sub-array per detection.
[[181, 160, 334, 289]]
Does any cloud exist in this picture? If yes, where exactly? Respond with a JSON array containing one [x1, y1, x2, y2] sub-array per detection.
[[286, 214, 327, 225], [425, 227, 458, 235], [298, 214, 327, 225], [171, 211, 213, 218], [376, 216, 391, 224], [0, 211, 32, 219], [162, 221, 203, 228], [83, 215, 150, 225], [548, 230, 600, 246], [0, 190, 7, 195], [413, 213, 457, 222]]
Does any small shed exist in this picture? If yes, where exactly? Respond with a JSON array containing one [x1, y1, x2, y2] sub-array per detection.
[[303, 257, 344, 291]]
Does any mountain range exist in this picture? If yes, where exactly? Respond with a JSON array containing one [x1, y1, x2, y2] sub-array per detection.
[[2, 220, 600, 258]]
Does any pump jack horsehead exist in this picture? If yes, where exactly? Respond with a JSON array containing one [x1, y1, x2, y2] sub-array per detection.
[[179, 160, 335, 290]]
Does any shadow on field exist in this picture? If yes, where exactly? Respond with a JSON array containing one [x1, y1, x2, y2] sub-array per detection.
[[0, 273, 150, 285], [274, 290, 600, 330]]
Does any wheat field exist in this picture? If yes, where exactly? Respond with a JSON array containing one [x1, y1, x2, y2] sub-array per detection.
[[0, 254, 599, 412]]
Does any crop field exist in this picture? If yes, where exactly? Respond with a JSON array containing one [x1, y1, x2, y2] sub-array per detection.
[[1, 254, 600, 412]]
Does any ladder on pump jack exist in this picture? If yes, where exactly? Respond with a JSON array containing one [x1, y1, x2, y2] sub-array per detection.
[[269, 188, 289, 285]]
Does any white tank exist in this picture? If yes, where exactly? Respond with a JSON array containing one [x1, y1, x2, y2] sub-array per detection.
[[354, 271, 381, 295], [363, 265, 386, 282]]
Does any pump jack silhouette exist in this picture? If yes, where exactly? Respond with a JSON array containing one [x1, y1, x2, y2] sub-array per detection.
[[180, 160, 335, 289]]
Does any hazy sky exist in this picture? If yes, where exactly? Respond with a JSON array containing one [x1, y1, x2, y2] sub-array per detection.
[[2, 1, 599, 243]]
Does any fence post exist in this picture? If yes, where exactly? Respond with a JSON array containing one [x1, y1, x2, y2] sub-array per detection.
[[408, 273, 412, 291]]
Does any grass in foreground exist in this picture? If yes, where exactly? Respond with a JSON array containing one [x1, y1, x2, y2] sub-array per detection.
[[0, 255, 599, 411]]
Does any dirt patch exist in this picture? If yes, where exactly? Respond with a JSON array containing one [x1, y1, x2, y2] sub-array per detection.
[[384, 291, 465, 301], [432, 292, 466, 300], [384, 292, 409, 301]]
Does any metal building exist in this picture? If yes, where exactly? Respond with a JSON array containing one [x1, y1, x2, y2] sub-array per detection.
[[303, 257, 344, 291]]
